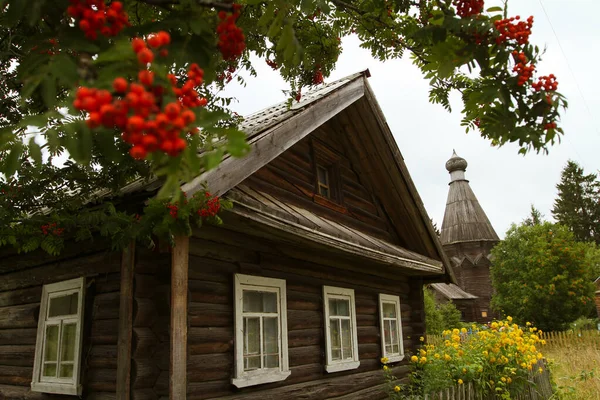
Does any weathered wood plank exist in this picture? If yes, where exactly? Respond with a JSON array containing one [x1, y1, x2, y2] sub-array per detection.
[[0, 345, 34, 367], [0, 303, 39, 329], [170, 235, 189, 400], [0, 328, 37, 345], [0, 365, 32, 386], [0, 287, 41, 308], [117, 241, 135, 400]]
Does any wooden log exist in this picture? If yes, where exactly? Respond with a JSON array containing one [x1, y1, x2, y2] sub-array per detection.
[[170, 234, 189, 400], [95, 272, 122, 294], [0, 303, 39, 329], [187, 256, 237, 280], [132, 358, 161, 389], [93, 292, 121, 320], [132, 388, 159, 400], [289, 345, 321, 366], [188, 280, 231, 305], [188, 303, 232, 327], [134, 297, 157, 328], [134, 274, 159, 299], [0, 384, 47, 400], [187, 341, 232, 356], [87, 393, 118, 400], [357, 326, 380, 344], [186, 354, 232, 382], [136, 249, 170, 275], [287, 290, 321, 311], [0, 328, 37, 345], [151, 316, 170, 344], [117, 241, 135, 400], [87, 368, 117, 388], [329, 382, 387, 400], [0, 287, 41, 308], [287, 310, 321, 331], [152, 345, 170, 371], [133, 327, 160, 359], [187, 380, 231, 400], [91, 318, 119, 345], [0, 365, 32, 386], [0, 251, 121, 292], [358, 343, 380, 359], [188, 236, 258, 265], [288, 328, 322, 347], [153, 371, 168, 396], [0, 345, 34, 367], [88, 345, 118, 368], [188, 327, 232, 344]]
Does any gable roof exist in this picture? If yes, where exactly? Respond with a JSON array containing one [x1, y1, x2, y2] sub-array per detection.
[[181, 70, 455, 282]]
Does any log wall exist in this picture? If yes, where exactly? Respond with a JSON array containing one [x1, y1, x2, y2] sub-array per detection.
[[185, 227, 425, 400], [0, 243, 121, 400]]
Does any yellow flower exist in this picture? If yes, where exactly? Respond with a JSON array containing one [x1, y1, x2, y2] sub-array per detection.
[[394, 386, 401, 392], [526, 322, 531, 327], [434, 353, 440, 359], [461, 327, 467, 333], [462, 368, 466, 373], [444, 354, 452, 361], [507, 316, 513, 322], [458, 379, 464, 385], [501, 377, 506, 383], [420, 349, 427, 357], [380, 357, 389, 364], [383, 366, 389, 371], [538, 367, 544, 374], [419, 336, 425, 342], [411, 355, 418, 363], [419, 356, 427, 364]]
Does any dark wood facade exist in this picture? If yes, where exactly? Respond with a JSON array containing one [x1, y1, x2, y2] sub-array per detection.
[[595, 278, 600, 319], [0, 71, 452, 400]]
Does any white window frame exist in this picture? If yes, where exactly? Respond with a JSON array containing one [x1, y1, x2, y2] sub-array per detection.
[[323, 286, 360, 373], [379, 294, 404, 363], [31, 277, 85, 396], [233, 274, 290, 388]]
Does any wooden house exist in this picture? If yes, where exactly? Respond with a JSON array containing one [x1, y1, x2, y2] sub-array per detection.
[[595, 277, 600, 319], [0, 70, 455, 400], [432, 151, 499, 324]]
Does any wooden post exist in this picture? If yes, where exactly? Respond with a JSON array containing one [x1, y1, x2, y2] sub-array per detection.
[[170, 235, 189, 400], [116, 241, 135, 400]]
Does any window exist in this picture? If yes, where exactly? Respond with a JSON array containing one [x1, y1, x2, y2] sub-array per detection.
[[323, 286, 360, 372], [32, 278, 85, 396], [481, 310, 488, 318], [379, 294, 404, 363], [233, 274, 290, 388], [317, 164, 331, 198]]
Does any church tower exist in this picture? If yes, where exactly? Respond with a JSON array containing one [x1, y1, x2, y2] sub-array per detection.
[[439, 151, 500, 323]]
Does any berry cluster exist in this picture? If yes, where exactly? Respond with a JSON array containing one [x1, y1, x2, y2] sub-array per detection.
[[217, 4, 246, 61], [167, 203, 179, 218], [512, 52, 535, 86], [312, 69, 324, 85], [41, 223, 64, 236], [543, 121, 557, 130], [197, 192, 221, 217], [216, 65, 236, 84], [67, 0, 129, 40], [494, 16, 534, 45], [266, 59, 279, 70], [453, 0, 484, 18], [532, 74, 558, 92], [132, 32, 170, 64], [74, 32, 208, 160]]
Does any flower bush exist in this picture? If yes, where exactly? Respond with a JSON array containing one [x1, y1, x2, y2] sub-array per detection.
[[384, 318, 548, 399]]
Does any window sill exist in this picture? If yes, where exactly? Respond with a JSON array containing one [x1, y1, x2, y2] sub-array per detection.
[[232, 370, 291, 388], [31, 382, 82, 396], [325, 360, 360, 373], [384, 354, 405, 363]]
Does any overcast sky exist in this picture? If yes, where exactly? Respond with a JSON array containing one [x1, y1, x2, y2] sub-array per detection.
[[223, 0, 600, 238]]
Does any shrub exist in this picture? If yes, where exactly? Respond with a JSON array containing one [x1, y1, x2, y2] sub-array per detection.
[[384, 317, 548, 399]]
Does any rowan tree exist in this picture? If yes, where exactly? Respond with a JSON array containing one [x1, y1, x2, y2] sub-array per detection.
[[0, 0, 568, 254], [490, 222, 596, 332], [552, 160, 600, 245]]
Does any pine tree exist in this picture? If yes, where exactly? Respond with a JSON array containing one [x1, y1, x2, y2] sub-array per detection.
[[552, 161, 600, 244]]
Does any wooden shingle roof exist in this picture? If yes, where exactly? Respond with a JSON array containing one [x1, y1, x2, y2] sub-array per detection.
[[430, 283, 478, 300], [440, 151, 499, 245]]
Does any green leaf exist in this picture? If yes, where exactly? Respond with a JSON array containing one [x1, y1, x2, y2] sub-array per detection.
[[486, 6, 503, 13], [203, 148, 224, 170], [28, 137, 42, 166], [4, 142, 23, 177], [226, 129, 250, 157], [65, 122, 93, 164], [51, 54, 79, 86], [5, 0, 27, 26], [41, 76, 57, 109]]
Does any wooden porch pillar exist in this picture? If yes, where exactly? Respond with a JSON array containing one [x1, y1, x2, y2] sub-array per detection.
[[116, 241, 135, 400], [170, 235, 189, 400]]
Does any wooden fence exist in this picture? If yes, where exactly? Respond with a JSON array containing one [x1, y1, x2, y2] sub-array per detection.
[[538, 329, 600, 349]]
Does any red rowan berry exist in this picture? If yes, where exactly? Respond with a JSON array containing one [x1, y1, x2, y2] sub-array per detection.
[[157, 31, 171, 45], [129, 145, 147, 159], [137, 48, 154, 64], [132, 38, 146, 53], [113, 77, 128, 93], [138, 70, 155, 86], [165, 102, 181, 120], [127, 115, 145, 132]]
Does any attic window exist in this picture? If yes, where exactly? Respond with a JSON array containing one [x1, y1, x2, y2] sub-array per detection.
[[317, 165, 331, 198], [481, 310, 488, 318]]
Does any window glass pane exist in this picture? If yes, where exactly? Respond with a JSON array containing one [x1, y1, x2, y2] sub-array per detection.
[[329, 319, 341, 361], [243, 317, 261, 371], [43, 363, 57, 377], [44, 325, 59, 362], [243, 291, 277, 313], [317, 166, 328, 185], [385, 344, 392, 354], [59, 363, 74, 378], [319, 185, 330, 198], [389, 319, 398, 348], [329, 298, 350, 317], [263, 316, 279, 369], [48, 292, 79, 318], [384, 320, 392, 346], [383, 302, 397, 318], [61, 323, 77, 362], [341, 319, 353, 360], [262, 292, 277, 313]]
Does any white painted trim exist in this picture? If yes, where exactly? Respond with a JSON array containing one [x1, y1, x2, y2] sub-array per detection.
[[31, 277, 85, 396], [232, 274, 290, 388], [379, 294, 404, 363], [323, 286, 360, 373]]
